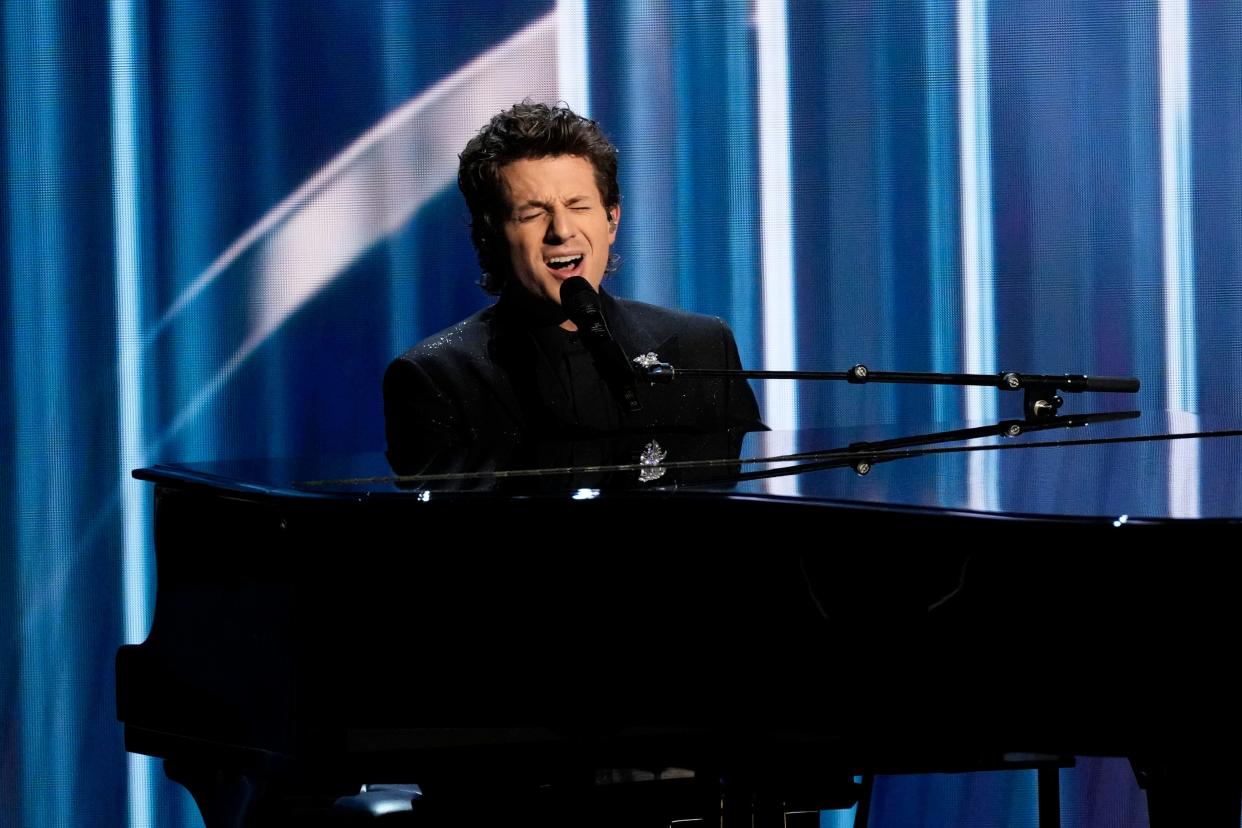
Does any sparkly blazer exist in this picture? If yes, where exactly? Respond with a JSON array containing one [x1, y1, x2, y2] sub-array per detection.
[[383, 287, 764, 465]]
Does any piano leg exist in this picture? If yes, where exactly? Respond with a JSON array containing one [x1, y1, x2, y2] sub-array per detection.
[[1037, 765, 1060, 828], [853, 773, 874, 828], [164, 760, 264, 828]]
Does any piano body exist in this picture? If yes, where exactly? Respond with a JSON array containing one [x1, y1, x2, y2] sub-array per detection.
[[116, 413, 1242, 826]]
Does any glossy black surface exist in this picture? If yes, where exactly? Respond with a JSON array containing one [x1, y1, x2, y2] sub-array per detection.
[[137, 410, 1242, 522], [122, 410, 1242, 827]]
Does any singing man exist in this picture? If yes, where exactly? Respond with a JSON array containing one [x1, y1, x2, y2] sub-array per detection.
[[383, 101, 763, 459]]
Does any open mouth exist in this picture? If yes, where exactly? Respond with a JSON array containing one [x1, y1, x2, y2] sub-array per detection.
[[545, 254, 584, 275]]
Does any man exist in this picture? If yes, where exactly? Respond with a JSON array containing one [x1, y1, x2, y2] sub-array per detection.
[[383, 101, 763, 462]]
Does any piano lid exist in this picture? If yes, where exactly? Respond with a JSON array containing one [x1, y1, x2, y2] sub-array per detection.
[[134, 410, 1242, 523]]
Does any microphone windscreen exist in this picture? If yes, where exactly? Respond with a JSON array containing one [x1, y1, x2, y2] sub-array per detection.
[[559, 276, 605, 333], [559, 276, 596, 315]]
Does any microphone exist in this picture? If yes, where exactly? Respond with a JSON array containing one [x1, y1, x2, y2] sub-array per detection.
[[559, 277, 643, 414]]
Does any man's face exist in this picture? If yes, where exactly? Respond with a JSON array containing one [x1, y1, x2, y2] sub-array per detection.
[[499, 155, 619, 316]]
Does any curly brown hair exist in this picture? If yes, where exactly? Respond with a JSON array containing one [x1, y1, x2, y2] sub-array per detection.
[[458, 101, 620, 294]]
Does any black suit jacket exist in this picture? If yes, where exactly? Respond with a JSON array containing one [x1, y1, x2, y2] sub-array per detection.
[[384, 289, 763, 462]]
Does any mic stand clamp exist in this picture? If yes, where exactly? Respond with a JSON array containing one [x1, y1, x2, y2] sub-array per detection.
[[845, 363, 1063, 418]]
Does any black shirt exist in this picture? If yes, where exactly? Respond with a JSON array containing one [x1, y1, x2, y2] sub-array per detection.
[[383, 285, 764, 471]]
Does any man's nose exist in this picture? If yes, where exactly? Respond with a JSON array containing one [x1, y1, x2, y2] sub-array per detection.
[[545, 208, 575, 243]]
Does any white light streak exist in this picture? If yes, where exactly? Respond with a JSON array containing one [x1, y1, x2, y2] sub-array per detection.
[[108, 0, 157, 824], [957, 0, 997, 428], [556, 0, 590, 114], [754, 0, 798, 465], [1158, 0, 1197, 415], [152, 14, 559, 449]]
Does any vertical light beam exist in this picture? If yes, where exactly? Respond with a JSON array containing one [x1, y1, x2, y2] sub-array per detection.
[[1158, 0, 1197, 414], [107, 0, 156, 825], [1158, 0, 1199, 518], [956, 0, 997, 425], [957, 0, 999, 513], [926, 0, 960, 422], [557, 0, 590, 115], [754, 0, 797, 434]]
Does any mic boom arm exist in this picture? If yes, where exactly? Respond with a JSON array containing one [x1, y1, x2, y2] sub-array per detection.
[[631, 356, 1140, 421]]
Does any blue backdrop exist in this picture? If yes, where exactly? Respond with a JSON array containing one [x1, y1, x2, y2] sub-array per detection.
[[3, 1, 1239, 825]]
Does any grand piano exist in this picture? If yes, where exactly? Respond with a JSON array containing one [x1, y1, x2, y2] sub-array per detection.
[[117, 410, 1242, 826]]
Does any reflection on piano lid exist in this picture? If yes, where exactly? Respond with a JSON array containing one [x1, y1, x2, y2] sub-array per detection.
[[148, 409, 1242, 521]]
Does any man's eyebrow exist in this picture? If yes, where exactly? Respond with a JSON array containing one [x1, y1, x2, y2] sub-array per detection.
[[510, 194, 594, 212], [511, 198, 551, 211]]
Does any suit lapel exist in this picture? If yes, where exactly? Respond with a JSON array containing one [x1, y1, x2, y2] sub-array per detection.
[[601, 292, 681, 420], [601, 291, 680, 363]]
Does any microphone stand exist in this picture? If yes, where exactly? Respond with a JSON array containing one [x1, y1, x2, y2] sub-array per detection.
[[632, 357, 1141, 422]]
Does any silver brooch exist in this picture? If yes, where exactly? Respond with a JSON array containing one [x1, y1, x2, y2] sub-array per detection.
[[632, 352, 661, 369], [638, 439, 668, 483]]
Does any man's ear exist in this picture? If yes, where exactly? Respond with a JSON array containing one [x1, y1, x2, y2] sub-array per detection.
[[607, 205, 621, 240]]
